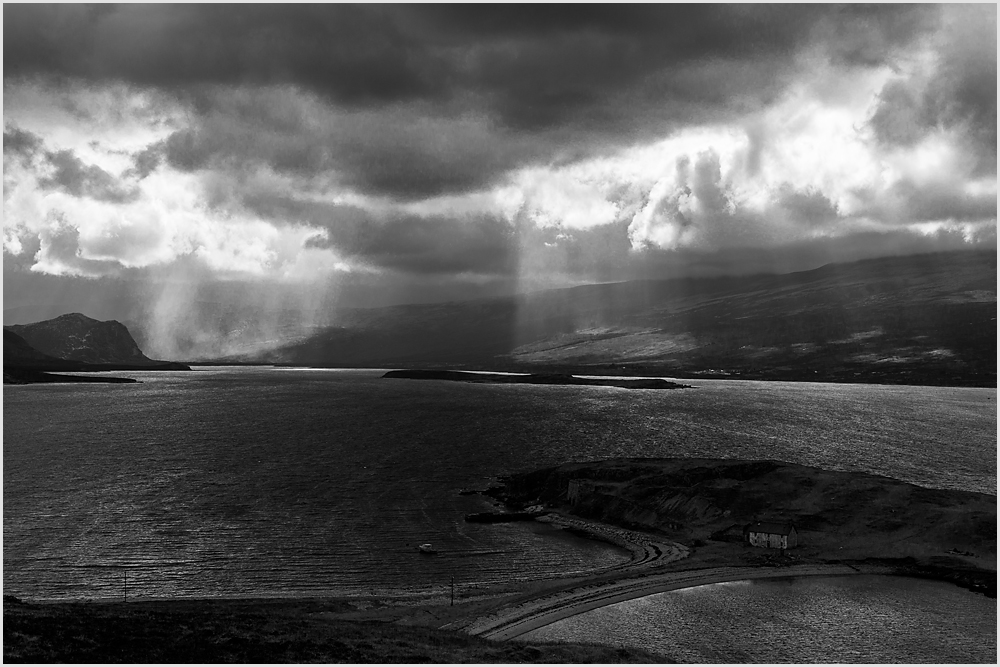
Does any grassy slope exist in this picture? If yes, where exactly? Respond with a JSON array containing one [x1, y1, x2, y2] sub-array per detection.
[[3, 597, 668, 664]]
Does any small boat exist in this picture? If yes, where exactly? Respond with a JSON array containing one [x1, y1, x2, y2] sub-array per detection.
[[417, 543, 438, 555]]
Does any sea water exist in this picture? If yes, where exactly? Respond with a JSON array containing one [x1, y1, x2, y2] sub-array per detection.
[[4, 367, 996, 603]]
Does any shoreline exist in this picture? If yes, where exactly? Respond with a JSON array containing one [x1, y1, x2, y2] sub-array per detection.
[[3, 370, 139, 384], [382, 368, 691, 389], [459, 563, 864, 641]]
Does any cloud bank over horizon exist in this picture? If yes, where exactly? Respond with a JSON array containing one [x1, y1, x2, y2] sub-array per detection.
[[3, 5, 996, 355]]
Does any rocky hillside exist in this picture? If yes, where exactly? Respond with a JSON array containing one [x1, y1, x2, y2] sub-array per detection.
[[6, 313, 151, 365], [267, 250, 996, 386]]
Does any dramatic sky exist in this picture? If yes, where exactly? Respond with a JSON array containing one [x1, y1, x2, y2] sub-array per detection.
[[3, 4, 996, 356]]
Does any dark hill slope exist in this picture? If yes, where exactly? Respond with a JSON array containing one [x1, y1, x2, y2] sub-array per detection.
[[270, 251, 996, 386], [3, 329, 66, 366], [3, 329, 145, 383]]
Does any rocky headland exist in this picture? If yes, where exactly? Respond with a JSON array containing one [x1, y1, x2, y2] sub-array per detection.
[[3, 314, 189, 383]]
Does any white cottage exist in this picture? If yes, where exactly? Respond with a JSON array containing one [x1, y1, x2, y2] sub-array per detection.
[[744, 521, 798, 549]]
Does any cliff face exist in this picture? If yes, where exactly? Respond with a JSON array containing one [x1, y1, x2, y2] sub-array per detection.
[[6, 313, 152, 365]]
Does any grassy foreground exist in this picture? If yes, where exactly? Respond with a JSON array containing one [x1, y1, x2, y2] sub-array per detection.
[[3, 596, 669, 663]]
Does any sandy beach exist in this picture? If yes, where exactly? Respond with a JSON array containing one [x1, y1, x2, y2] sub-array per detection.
[[460, 563, 861, 640]]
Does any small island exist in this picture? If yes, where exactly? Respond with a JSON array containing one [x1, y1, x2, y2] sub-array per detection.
[[383, 369, 691, 389]]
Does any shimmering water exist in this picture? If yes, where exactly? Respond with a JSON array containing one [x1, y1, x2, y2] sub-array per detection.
[[522, 575, 997, 663], [4, 368, 996, 603]]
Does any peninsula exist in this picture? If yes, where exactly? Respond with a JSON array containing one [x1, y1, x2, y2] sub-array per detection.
[[486, 458, 995, 578], [383, 369, 690, 389]]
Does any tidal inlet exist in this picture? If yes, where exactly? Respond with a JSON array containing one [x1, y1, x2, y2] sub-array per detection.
[[3, 4, 996, 664]]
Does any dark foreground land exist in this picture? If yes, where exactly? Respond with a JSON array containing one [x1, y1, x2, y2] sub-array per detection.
[[2, 596, 666, 664], [383, 369, 690, 389]]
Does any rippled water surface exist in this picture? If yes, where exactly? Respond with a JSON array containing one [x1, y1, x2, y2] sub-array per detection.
[[522, 575, 997, 663], [4, 368, 996, 602]]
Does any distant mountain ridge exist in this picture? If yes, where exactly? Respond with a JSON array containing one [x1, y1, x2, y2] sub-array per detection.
[[265, 250, 996, 386]]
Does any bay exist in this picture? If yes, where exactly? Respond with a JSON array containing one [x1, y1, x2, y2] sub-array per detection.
[[3, 368, 996, 602]]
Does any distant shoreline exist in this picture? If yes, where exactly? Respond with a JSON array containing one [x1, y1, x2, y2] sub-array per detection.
[[383, 368, 691, 389], [258, 363, 995, 388]]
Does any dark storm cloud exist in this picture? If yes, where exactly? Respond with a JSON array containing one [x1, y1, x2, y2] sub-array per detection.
[[5, 123, 140, 202], [776, 186, 840, 226], [868, 80, 927, 148], [157, 99, 534, 199], [3, 5, 943, 198], [868, 6, 996, 172], [241, 192, 518, 276], [2, 5, 437, 103], [3, 125, 44, 159], [39, 149, 140, 203], [124, 142, 164, 180], [6, 5, 935, 103]]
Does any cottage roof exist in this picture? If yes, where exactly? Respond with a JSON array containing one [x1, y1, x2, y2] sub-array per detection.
[[745, 521, 796, 535]]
